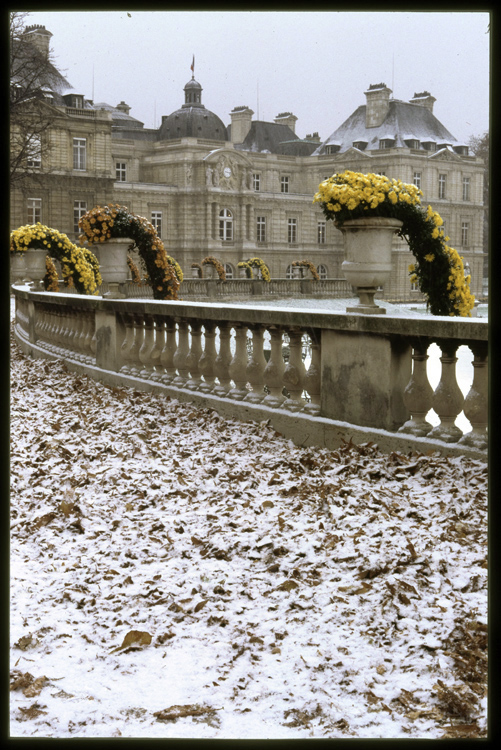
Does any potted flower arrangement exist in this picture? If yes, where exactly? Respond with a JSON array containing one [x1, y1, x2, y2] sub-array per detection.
[[10, 223, 101, 294], [238, 261, 252, 279], [79, 204, 179, 300], [292, 260, 320, 281], [201, 256, 226, 281], [313, 170, 474, 316], [247, 257, 271, 282]]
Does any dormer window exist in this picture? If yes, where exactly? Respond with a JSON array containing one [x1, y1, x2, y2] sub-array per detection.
[[405, 139, 420, 149], [326, 145, 340, 155], [379, 138, 395, 150], [454, 145, 469, 156], [422, 141, 437, 152], [352, 141, 368, 151]]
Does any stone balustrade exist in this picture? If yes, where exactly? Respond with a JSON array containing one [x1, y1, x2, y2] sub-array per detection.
[[51, 277, 354, 300], [13, 286, 488, 458]]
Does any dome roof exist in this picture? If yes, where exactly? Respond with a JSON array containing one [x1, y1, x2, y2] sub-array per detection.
[[158, 77, 228, 142]]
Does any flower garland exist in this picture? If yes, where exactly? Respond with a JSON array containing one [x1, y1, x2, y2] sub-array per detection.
[[292, 260, 320, 281], [247, 257, 271, 282], [127, 255, 143, 285], [202, 256, 226, 280], [237, 261, 253, 279], [10, 223, 100, 295], [79, 204, 179, 300], [44, 256, 59, 292], [313, 170, 474, 316]]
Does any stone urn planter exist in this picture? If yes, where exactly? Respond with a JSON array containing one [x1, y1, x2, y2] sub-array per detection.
[[337, 217, 403, 314], [252, 267, 261, 280], [10, 252, 28, 285], [191, 266, 201, 279], [239, 267, 249, 279], [96, 237, 132, 298], [203, 264, 215, 280], [23, 248, 48, 289], [292, 265, 302, 279]]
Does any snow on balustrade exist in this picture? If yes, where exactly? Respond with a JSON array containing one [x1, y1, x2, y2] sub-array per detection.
[[11, 288, 488, 456]]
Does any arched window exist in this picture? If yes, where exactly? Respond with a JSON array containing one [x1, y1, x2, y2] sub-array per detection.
[[219, 208, 233, 241], [286, 264, 294, 279], [224, 263, 234, 279], [317, 264, 327, 279]]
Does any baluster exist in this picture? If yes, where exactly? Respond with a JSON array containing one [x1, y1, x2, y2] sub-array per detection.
[[172, 319, 190, 387], [159, 318, 177, 384], [263, 325, 285, 408], [228, 324, 249, 400], [398, 337, 434, 436], [138, 315, 156, 379], [244, 324, 267, 403], [303, 330, 321, 415], [428, 340, 464, 443], [283, 327, 307, 411], [459, 342, 488, 450], [34, 305, 45, 343], [45, 306, 55, 350], [89, 312, 97, 362], [199, 321, 216, 393], [128, 316, 144, 377], [81, 310, 94, 362], [212, 322, 232, 397], [50, 309, 62, 352], [70, 310, 83, 359], [186, 321, 203, 390], [119, 313, 136, 374], [57, 308, 69, 353], [149, 316, 165, 382]]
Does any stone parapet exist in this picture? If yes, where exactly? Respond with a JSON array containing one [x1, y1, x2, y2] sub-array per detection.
[[13, 286, 488, 458]]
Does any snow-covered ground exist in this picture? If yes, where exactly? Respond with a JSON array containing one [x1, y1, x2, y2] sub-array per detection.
[[10, 319, 487, 739]]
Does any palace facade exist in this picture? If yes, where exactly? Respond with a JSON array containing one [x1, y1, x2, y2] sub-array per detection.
[[10, 25, 486, 301]]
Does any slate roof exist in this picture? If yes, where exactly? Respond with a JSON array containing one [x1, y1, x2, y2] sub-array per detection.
[[233, 121, 318, 156], [92, 102, 145, 128], [314, 99, 459, 155]]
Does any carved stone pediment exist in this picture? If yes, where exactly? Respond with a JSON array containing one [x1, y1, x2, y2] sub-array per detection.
[[428, 147, 463, 162], [203, 148, 253, 189]]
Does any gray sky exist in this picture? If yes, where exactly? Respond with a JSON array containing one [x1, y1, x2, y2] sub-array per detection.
[[25, 10, 490, 145]]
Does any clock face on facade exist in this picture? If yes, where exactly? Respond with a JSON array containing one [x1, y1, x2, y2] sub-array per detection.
[[223, 166, 232, 177]]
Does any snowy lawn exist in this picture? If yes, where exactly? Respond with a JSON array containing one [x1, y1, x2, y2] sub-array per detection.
[[10, 328, 487, 739]]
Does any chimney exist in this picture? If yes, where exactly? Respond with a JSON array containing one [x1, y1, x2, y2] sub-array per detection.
[[364, 83, 392, 128], [306, 132, 321, 143], [230, 106, 254, 143], [274, 112, 298, 134], [410, 91, 436, 114], [116, 101, 131, 115], [23, 24, 52, 57]]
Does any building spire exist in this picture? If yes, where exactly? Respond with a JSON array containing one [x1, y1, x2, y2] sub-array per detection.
[[191, 54, 195, 79]]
